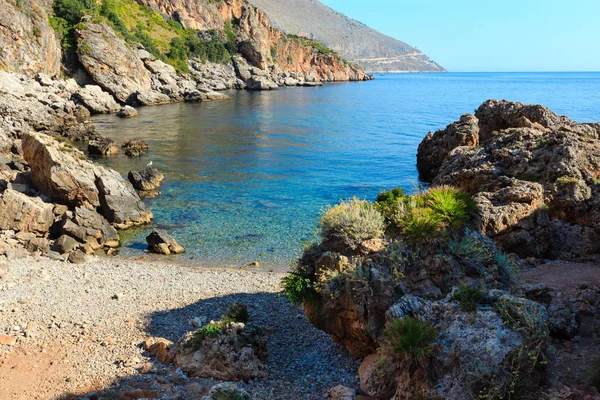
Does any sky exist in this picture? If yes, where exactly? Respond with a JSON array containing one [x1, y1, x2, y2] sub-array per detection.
[[319, 0, 600, 72]]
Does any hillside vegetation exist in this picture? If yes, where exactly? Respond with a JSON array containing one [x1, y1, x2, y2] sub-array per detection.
[[248, 0, 445, 72]]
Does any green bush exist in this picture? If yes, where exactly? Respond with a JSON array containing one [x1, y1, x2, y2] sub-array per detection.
[[494, 250, 519, 286], [52, 0, 94, 25], [320, 198, 385, 249], [589, 356, 600, 390], [280, 273, 316, 306], [427, 187, 477, 231], [450, 285, 484, 312], [225, 303, 249, 323], [382, 317, 438, 359]]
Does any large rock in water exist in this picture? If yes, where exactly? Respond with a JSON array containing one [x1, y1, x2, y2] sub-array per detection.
[[416, 100, 600, 259], [146, 229, 185, 255], [128, 167, 164, 191], [75, 20, 151, 103], [0, 189, 54, 235], [22, 132, 152, 229]]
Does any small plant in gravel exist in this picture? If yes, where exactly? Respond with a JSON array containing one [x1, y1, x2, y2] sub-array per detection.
[[450, 285, 484, 312], [320, 198, 385, 249]]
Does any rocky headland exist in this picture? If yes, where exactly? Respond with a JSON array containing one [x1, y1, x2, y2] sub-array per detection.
[[282, 101, 600, 399]]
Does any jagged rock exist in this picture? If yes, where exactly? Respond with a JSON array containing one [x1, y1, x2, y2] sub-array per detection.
[[26, 237, 50, 253], [122, 139, 149, 157], [117, 106, 138, 118], [417, 114, 479, 182], [145, 60, 177, 75], [60, 207, 120, 249], [143, 337, 176, 364], [88, 138, 119, 156], [146, 229, 185, 255], [0, 189, 54, 235], [416, 100, 600, 259], [128, 167, 164, 191], [175, 321, 268, 381], [134, 90, 171, 106], [68, 249, 89, 264], [75, 20, 151, 103], [73, 85, 121, 114], [246, 76, 279, 91], [0, 0, 61, 77], [22, 132, 152, 229], [53, 234, 78, 254]]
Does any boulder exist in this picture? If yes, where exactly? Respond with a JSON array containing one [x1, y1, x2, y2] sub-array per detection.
[[68, 249, 89, 264], [327, 386, 356, 400], [146, 229, 185, 255], [246, 76, 279, 91], [75, 20, 151, 103], [128, 167, 164, 191], [143, 337, 176, 364], [0, 189, 54, 235], [59, 207, 120, 249], [88, 138, 119, 156], [121, 139, 149, 157], [134, 90, 171, 106], [53, 234, 78, 254], [175, 321, 268, 381], [22, 132, 152, 228], [73, 85, 121, 114], [117, 106, 138, 118], [202, 383, 249, 400]]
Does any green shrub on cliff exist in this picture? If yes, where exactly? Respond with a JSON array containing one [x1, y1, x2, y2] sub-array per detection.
[[320, 198, 385, 248], [449, 285, 484, 312], [382, 317, 438, 371], [280, 273, 316, 305]]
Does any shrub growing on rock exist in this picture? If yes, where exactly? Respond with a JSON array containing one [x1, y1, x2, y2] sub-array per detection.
[[281, 273, 316, 306], [382, 317, 438, 360], [225, 303, 249, 324], [449, 285, 484, 312], [320, 198, 385, 252]]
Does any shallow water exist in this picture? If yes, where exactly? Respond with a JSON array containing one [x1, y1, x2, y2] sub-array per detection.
[[93, 72, 600, 270]]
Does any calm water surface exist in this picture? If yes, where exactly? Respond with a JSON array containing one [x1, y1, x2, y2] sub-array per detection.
[[93, 72, 600, 269]]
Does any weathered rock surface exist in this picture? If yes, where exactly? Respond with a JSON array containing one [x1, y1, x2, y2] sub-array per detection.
[[146, 229, 185, 255], [22, 132, 152, 228], [121, 139, 149, 157], [88, 138, 119, 156], [417, 100, 600, 259], [117, 106, 138, 118], [0, 189, 54, 235], [59, 207, 120, 249], [75, 20, 151, 103], [128, 167, 164, 192], [73, 85, 121, 114], [175, 321, 268, 381], [0, 0, 61, 77]]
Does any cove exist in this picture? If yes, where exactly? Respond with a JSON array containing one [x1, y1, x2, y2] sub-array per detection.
[[92, 72, 600, 270]]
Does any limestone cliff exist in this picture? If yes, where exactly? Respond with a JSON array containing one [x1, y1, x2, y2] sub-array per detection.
[[134, 0, 370, 81], [0, 0, 61, 77]]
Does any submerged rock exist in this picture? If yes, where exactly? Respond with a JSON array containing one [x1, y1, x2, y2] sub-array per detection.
[[146, 229, 185, 255], [121, 139, 149, 157], [128, 167, 164, 192]]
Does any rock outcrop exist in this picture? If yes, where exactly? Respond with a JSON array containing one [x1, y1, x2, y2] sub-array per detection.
[[175, 320, 268, 381], [121, 139, 149, 157], [0, 189, 54, 235], [417, 100, 600, 259], [22, 132, 152, 229], [75, 20, 152, 103], [128, 167, 164, 191], [0, 0, 61, 77], [73, 85, 121, 114], [88, 138, 119, 156]]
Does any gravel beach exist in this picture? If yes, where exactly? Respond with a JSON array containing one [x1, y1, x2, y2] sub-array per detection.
[[0, 256, 359, 399]]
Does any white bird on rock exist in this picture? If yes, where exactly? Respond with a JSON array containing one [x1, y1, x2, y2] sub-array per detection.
[[146, 161, 153, 167]]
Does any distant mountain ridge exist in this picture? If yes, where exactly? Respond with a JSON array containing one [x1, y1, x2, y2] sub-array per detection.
[[248, 0, 446, 73]]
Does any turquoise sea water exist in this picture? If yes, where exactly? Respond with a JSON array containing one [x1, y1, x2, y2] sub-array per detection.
[[93, 72, 600, 270]]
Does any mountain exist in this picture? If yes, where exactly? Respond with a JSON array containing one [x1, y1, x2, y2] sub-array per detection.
[[248, 0, 446, 73]]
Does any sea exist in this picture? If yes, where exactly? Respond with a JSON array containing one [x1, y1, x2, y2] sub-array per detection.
[[92, 72, 600, 270]]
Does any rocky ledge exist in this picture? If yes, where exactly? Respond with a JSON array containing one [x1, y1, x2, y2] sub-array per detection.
[[418, 100, 600, 260]]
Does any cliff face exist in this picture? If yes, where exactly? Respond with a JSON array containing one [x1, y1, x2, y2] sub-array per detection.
[[136, 0, 370, 81], [0, 0, 61, 77]]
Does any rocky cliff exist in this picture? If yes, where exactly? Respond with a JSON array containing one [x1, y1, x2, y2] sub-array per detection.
[[0, 0, 61, 77], [248, 0, 446, 73]]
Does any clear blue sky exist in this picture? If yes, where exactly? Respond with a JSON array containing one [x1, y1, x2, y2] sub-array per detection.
[[320, 0, 600, 72]]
